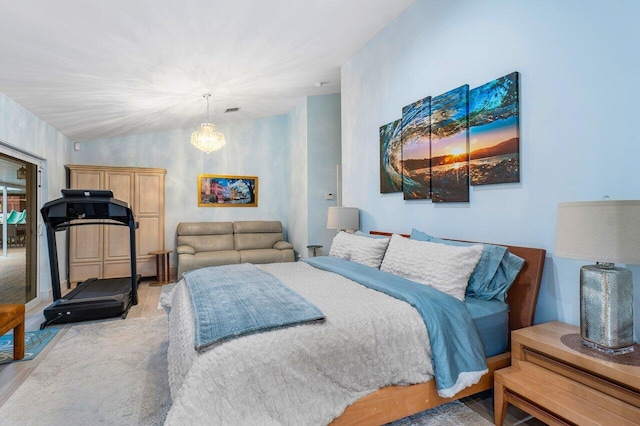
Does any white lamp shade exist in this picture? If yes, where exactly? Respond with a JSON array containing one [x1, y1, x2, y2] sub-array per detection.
[[555, 200, 640, 264], [327, 207, 359, 231]]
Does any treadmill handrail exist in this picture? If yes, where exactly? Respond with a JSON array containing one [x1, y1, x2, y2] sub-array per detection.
[[41, 189, 138, 305], [52, 221, 135, 231]]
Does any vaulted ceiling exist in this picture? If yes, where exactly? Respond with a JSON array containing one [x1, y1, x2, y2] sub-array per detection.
[[0, 0, 414, 142]]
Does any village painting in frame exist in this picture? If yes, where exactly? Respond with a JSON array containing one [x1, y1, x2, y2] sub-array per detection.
[[430, 85, 470, 203], [401, 96, 431, 200], [379, 119, 403, 193], [198, 174, 258, 207], [468, 72, 520, 185]]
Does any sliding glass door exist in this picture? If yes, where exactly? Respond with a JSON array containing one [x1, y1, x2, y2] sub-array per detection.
[[0, 153, 38, 306]]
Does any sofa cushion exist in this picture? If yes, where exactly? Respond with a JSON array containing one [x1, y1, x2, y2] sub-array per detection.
[[233, 221, 283, 234], [235, 233, 284, 251], [239, 249, 294, 264], [178, 222, 233, 235], [180, 234, 235, 252], [194, 250, 241, 268], [177, 221, 235, 252], [233, 221, 286, 251]]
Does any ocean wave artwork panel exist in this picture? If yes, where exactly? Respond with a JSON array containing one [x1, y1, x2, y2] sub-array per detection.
[[430, 85, 470, 203], [379, 119, 403, 193], [469, 72, 520, 185], [401, 96, 431, 200]]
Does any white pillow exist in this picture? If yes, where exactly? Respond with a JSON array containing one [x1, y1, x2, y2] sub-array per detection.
[[329, 231, 390, 268], [380, 234, 483, 301]]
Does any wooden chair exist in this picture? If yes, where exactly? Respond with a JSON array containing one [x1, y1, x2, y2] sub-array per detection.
[[0, 304, 25, 360]]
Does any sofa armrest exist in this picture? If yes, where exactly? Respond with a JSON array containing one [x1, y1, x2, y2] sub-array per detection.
[[177, 245, 196, 255], [273, 241, 293, 250]]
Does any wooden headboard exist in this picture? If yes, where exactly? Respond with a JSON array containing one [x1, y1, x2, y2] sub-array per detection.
[[370, 231, 546, 332]]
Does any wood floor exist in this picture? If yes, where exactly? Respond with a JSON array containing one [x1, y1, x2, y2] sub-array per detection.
[[0, 247, 30, 305], [0, 280, 544, 425]]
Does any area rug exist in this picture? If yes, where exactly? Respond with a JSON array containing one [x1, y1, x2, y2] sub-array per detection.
[[0, 314, 492, 425], [0, 328, 59, 365], [0, 316, 170, 426], [388, 400, 493, 425]]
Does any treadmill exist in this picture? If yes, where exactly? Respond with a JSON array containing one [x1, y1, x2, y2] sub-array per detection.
[[40, 189, 139, 329]]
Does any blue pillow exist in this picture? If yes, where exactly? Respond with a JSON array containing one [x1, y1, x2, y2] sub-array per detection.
[[410, 228, 524, 302]]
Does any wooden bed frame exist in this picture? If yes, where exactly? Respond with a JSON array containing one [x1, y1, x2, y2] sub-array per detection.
[[330, 231, 546, 425]]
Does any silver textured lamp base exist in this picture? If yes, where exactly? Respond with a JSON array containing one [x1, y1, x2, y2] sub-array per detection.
[[580, 263, 634, 355]]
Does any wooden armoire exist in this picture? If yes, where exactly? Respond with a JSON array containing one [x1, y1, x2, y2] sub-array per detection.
[[66, 164, 166, 284]]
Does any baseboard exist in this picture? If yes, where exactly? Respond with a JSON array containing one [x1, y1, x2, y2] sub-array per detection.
[[39, 279, 67, 303], [39, 288, 52, 302]]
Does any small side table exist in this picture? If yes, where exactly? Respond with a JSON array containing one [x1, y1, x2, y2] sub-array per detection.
[[149, 249, 172, 286], [494, 321, 640, 425], [307, 244, 322, 257]]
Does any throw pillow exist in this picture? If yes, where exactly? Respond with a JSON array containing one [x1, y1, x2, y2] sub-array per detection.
[[381, 233, 483, 301], [410, 228, 525, 302], [328, 231, 390, 268]]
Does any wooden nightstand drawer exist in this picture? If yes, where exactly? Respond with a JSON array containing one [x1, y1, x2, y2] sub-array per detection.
[[494, 321, 640, 425], [519, 345, 640, 408]]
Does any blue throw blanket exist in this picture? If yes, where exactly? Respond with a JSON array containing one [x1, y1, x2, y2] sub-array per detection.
[[183, 263, 325, 352], [303, 256, 488, 397]]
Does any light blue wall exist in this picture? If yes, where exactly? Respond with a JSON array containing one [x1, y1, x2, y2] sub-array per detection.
[[0, 91, 73, 295], [341, 0, 640, 335], [286, 98, 308, 258], [307, 94, 341, 256], [73, 115, 291, 263]]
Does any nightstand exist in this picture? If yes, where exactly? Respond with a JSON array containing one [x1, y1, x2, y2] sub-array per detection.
[[494, 321, 640, 425]]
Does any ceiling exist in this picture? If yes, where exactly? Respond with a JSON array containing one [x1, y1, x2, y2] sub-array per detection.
[[0, 0, 414, 143]]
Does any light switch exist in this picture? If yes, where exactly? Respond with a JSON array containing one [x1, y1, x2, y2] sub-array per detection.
[[325, 192, 334, 200]]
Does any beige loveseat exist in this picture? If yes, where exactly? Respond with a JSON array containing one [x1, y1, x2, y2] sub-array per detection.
[[176, 221, 295, 279]]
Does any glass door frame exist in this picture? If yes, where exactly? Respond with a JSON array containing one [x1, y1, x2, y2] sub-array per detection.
[[0, 139, 44, 310]]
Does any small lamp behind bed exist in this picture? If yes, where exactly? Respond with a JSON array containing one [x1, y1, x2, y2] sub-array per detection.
[[555, 199, 640, 355], [327, 207, 359, 233]]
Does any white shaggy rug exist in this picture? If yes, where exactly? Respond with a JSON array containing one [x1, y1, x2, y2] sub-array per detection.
[[0, 314, 492, 425], [0, 316, 171, 426]]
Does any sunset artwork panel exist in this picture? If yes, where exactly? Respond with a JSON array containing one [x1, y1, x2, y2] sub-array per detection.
[[379, 119, 403, 193], [401, 96, 431, 200], [469, 72, 520, 185], [430, 85, 470, 203]]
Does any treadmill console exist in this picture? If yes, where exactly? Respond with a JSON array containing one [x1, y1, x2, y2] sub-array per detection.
[[61, 189, 114, 198]]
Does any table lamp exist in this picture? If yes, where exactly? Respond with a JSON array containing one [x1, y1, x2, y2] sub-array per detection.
[[326, 207, 359, 233], [555, 200, 640, 355]]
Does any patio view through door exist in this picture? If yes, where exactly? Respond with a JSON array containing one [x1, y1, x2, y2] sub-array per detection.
[[0, 152, 38, 306]]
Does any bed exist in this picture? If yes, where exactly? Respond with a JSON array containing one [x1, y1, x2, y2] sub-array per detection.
[[163, 231, 546, 425]]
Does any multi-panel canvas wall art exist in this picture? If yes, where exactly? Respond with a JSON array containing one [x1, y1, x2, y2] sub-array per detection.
[[430, 85, 469, 203], [379, 119, 403, 193], [401, 96, 431, 200], [469, 72, 520, 185], [378, 72, 520, 202]]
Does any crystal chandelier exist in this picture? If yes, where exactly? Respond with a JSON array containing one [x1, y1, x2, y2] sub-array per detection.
[[191, 94, 226, 153]]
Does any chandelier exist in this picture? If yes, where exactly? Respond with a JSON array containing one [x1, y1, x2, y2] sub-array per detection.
[[191, 94, 226, 153]]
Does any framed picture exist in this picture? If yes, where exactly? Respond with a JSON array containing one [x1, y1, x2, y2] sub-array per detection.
[[198, 174, 258, 207], [430, 84, 470, 203], [401, 96, 431, 200], [379, 119, 403, 193], [469, 71, 520, 185]]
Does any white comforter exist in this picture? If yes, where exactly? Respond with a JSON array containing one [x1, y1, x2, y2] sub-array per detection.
[[164, 261, 433, 425]]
